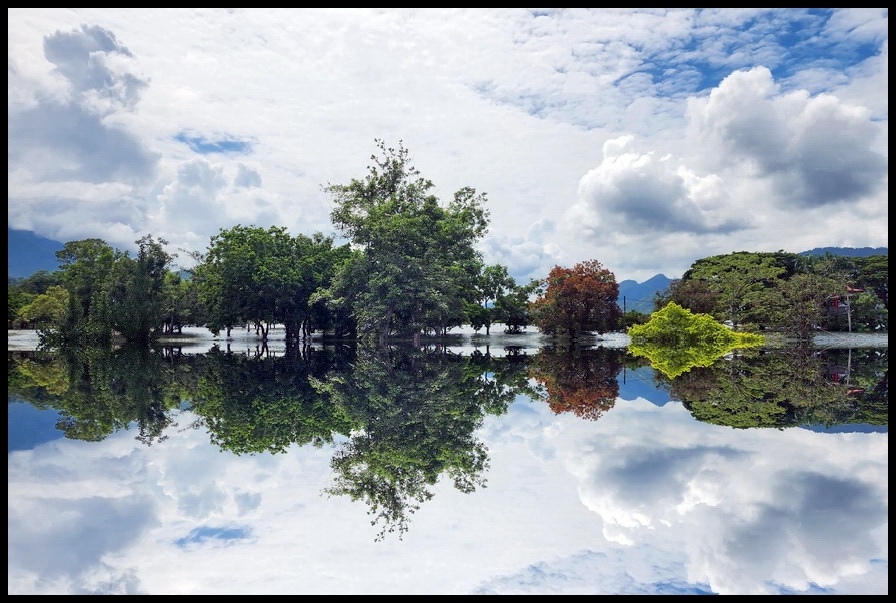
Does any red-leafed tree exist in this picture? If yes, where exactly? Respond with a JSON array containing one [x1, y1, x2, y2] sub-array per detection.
[[529, 347, 622, 421], [530, 259, 622, 339]]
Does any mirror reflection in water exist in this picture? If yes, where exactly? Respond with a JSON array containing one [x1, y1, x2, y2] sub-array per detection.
[[7, 329, 888, 595]]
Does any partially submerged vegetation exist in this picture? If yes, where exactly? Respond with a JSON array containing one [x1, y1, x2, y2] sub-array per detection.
[[627, 302, 764, 378], [7, 139, 888, 351]]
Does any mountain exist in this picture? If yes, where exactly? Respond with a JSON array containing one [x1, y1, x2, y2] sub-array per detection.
[[617, 273, 672, 314], [799, 246, 888, 257], [8, 228, 65, 278], [615, 246, 887, 315]]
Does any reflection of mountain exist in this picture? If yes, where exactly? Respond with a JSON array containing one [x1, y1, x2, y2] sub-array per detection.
[[616, 366, 671, 406], [7, 399, 63, 451], [801, 424, 888, 434]]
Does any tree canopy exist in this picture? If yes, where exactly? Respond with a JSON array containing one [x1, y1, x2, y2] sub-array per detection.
[[530, 259, 622, 339], [322, 139, 490, 342]]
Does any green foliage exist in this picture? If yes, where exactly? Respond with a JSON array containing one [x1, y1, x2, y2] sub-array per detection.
[[110, 235, 175, 345], [16, 285, 68, 328], [669, 250, 888, 335], [661, 347, 889, 429], [53, 238, 122, 345], [194, 225, 349, 341], [323, 139, 490, 341], [680, 251, 790, 328], [622, 309, 651, 329], [188, 349, 358, 455], [628, 302, 764, 378], [9, 346, 185, 444], [313, 345, 495, 540]]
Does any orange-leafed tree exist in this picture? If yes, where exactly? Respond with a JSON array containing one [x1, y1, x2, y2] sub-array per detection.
[[530, 259, 622, 339]]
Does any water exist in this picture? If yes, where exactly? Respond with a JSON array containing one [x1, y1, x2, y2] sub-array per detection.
[[7, 330, 888, 595]]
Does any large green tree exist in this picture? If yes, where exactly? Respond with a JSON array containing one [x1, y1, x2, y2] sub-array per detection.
[[467, 263, 517, 335], [323, 139, 490, 342], [195, 225, 348, 342], [679, 251, 790, 329], [109, 235, 175, 345], [54, 238, 122, 345]]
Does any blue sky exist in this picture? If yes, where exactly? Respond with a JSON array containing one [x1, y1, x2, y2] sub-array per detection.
[[7, 8, 888, 284]]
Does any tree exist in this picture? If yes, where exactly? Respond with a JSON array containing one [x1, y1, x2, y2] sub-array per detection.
[[195, 225, 352, 343], [658, 277, 721, 315], [769, 273, 840, 339], [54, 238, 122, 345], [494, 278, 540, 334], [530, 259, 622, 339], [16, 285, 68, 329], [852, 254, 888, 311], [159, 271, 204, 335], [468, 263, 516, 335], [109, 235, 175, 345], [627, 302, 764, 378], [323, 139, 489, 342], [679, 251, 789, 329]]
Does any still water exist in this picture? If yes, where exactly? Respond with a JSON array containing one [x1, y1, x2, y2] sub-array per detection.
[[7, 329, 888, 595]]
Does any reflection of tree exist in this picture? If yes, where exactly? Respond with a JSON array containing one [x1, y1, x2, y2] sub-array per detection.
[[794, 348, 888, 428], [528, 346, 624, 421], [9, 340, 885, 546], [312, 344, 516, 541], [466, 345, 540, 415], [8, 346, 186, 444], [187, 347, 357, 454], [659, 347, 889, 429]]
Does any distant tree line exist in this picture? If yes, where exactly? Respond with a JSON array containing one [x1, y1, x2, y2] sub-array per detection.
[[652, 250, 887, 339], [7, 139, 888, 347]]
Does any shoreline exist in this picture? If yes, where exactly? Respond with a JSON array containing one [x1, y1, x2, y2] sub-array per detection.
[[8, 327, 887, 353]]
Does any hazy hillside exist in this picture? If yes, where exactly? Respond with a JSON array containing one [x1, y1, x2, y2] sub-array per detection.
[[7, 228, 64, 278], [799, 246, 888, 257], [617, 274, 672, 314]]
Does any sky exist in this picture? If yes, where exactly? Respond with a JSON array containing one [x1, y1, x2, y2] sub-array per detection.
[[8, 355, 889, 595], [7, 8, 889, 284]]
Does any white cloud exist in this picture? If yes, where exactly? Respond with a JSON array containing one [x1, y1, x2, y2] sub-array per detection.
[[7, 8, 888, 286]]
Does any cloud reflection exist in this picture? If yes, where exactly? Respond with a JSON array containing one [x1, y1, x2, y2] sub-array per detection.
[[8, 394, 888, 595]]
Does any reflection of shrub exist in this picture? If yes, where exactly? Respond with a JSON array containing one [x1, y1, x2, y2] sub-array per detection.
[[628, 303, 763, 378]]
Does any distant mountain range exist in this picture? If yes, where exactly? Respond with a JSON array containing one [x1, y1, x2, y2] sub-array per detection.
[[7, 229, 888, 308], [798, 246, 888, 257], [617, 273, 673, 313], [7, 229, 66, 278]]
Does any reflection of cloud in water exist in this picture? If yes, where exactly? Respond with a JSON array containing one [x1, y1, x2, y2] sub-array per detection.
[[558, 399, 888, 595], [7, 395, 888, 595]]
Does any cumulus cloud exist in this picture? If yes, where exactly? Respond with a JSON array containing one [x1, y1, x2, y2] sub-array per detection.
[[687, 66, 888, 208], [570, 135, 749, 237], [7, 9, 888, 283]]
